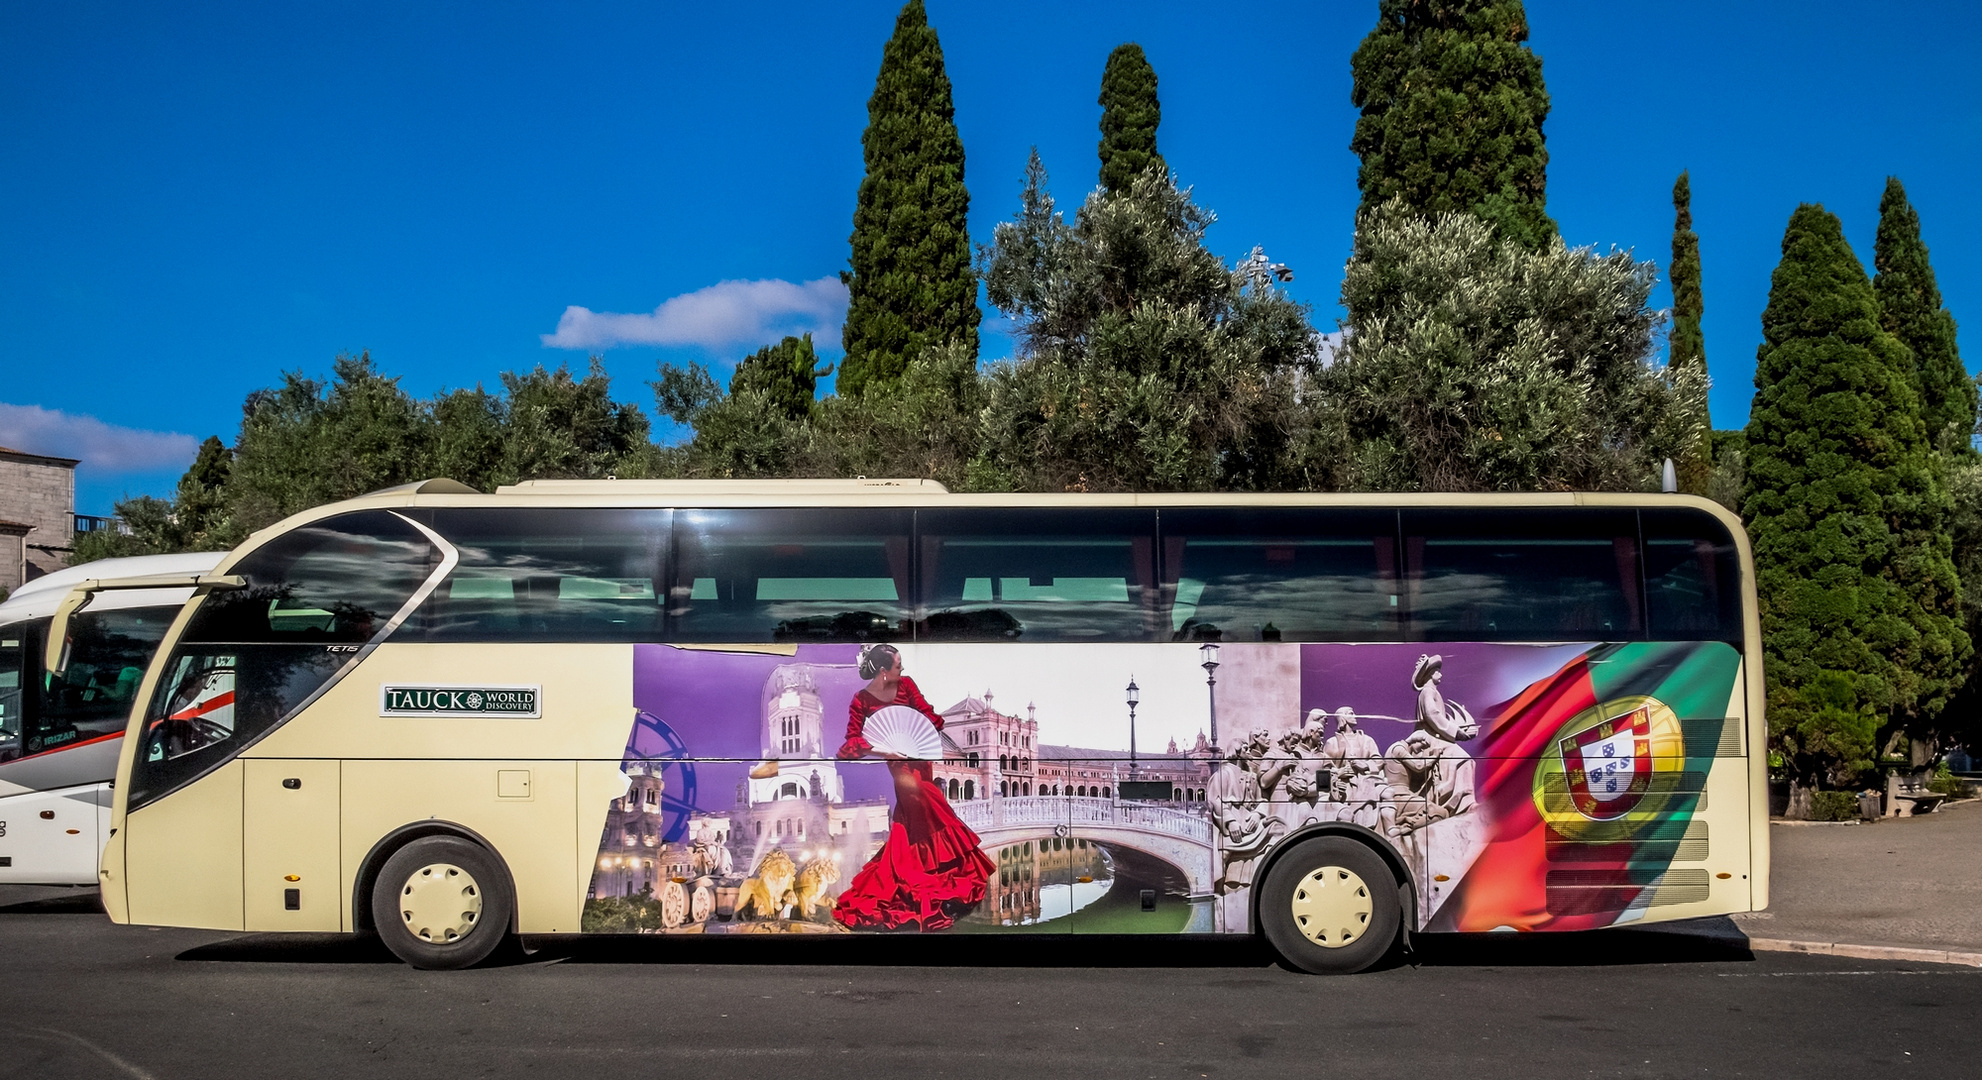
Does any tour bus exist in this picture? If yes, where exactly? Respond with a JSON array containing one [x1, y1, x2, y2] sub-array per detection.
[[1, 552, 224, 885], [83, 479, 1762, 973]]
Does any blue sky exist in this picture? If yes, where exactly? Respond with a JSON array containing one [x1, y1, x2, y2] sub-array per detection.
[[3, 1, 1977, 513]]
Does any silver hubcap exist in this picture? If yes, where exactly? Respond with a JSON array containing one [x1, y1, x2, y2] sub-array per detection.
[[399, 862, 483, 944], [1290, 865, 1373, 948]]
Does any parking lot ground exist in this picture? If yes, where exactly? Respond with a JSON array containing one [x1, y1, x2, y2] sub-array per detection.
[[7, 883, 1982, 1080]]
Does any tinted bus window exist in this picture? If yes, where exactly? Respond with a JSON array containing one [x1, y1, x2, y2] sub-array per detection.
[[1642, 507, 1744, 643], [412, 508, 668, 642], [1403, 509, 1641, 641], [23, 610, 174, 758], [183, 511, 437, 645], [1158, 508, 1401, 642], [918, 509, 1157, 642], [0, 630, 21, 762], [670, 509, 912, 642], [130, 511, 439, 812]]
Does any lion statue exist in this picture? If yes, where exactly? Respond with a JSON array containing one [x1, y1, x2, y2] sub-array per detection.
[[734, 849, 797, 920], [791, 858, 841, 919]]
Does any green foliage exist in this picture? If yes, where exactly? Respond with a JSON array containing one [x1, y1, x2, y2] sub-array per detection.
[[580, 893, 666, 933], [1707, 427, 1747, 515], [729, 334, 833, 422], [1928, 760, 1968, 797], [838, 0, 980, 397], [1669, 171, 1713, 495], [225, 351, 428, 538], [1779, 670, 1879, 788], [977, 160, 1323, 492], [1097, 43, 1164, 194], [1875, 178, 1974, 455], [70, 435, 236, 563], [1331, 201, 1704, 492], [497, 361, 656, 484], [1743, 204, 1969, 786], [1349, 0, 1556, 250], [1807, 789, 1860, 822]]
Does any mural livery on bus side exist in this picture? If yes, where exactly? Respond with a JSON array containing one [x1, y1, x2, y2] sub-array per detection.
[[580, 640, 1741, 937]]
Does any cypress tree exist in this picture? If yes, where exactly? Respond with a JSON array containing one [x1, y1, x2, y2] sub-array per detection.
[[1098, 43, 1164, 194], [1670, 171, 1712, 493], [1874, 177, 1974, 455], [1349, 0, 1556, 250], [1742, 204, 1967, 790], [730, 333, 834, 422], [838, 0, 980, 397]]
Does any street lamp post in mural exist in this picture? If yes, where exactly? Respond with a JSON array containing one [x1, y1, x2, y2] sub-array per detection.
[[1126, 675, 1140, 774], [1199, 642, 1220, 752]]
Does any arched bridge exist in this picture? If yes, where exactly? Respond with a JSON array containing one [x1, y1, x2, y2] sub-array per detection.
[[955, 796, 1216, 896]]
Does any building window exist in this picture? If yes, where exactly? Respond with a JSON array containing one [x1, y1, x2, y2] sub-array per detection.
[[963, 780, 975, 800]]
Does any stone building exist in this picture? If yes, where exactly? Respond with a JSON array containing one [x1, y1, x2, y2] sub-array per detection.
[[0, 446, 78, 592]]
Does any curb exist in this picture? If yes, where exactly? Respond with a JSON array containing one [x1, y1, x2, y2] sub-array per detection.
[[1673, 927, 1982, 968], [1744, 937, 1982, 968]]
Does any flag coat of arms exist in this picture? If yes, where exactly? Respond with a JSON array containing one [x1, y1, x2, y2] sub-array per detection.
[[1560, 705, 1653, 819]]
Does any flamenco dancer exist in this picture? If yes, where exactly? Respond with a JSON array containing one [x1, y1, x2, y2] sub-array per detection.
[[832, 643, 994, 931]]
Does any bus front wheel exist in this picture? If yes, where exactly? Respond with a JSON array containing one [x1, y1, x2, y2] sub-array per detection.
[[372, 836, 515, 970], [1257, 837, 1401, 975]]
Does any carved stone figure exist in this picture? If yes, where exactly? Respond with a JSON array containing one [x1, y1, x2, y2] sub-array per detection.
[[690, 821, 734, 879], [1207, 730, 1286, 894], [1322, 707, 1385, 829], [734, 849, 798, 920], [1383, 655, 1479, 835], [791, 858, 842, 919]]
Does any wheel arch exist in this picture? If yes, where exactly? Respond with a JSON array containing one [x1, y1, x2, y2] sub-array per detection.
[[352, 820, 520, 935], [1248, 822, 1419, 939]]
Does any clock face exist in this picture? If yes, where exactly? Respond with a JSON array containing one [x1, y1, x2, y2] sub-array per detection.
[[780, 688, 801, 710]]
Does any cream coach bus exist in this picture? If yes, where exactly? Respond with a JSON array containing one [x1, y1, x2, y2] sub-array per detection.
[[80, 479, 1764, 973]]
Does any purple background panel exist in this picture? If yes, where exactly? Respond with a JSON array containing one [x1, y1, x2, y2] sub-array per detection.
[[1298, 643, 1593, 754], [631, 644, 897, 811]]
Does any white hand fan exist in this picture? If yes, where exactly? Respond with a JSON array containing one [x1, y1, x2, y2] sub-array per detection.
[[863, 705, 943, 760]]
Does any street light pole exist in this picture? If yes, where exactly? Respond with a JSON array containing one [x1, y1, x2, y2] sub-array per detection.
[[1126, 676, 1140, 774], [1199, 642, 1220, 752]]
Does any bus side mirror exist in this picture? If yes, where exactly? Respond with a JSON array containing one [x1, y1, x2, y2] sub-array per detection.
[[43, 573, 247, 679], [43, 587, 93, 679]]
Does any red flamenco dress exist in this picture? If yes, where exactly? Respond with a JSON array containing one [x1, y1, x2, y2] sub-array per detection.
[[831, 676, 994, 932]]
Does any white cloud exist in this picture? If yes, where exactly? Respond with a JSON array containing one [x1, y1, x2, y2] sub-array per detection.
[[542, 277, 849, 352], [0, 403, 200, 475]]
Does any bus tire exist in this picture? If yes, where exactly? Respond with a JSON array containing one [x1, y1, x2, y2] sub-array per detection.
[[371, 835, 515, 970], [1257, 836, 1401, 975]]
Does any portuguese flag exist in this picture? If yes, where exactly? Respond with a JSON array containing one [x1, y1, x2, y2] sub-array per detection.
[[1428, 641, 1743, 933]]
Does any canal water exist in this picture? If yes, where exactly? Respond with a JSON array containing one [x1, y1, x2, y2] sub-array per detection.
[[954, 837, 1210, 934]]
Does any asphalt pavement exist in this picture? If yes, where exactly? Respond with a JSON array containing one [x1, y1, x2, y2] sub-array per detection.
[[1728, 797, 1982, 960], [5, 882, 1982, 1079]]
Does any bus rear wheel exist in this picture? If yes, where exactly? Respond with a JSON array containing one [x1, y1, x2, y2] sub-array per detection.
[[372, 836, 515, 970], [1258, 836, 1401, 975]]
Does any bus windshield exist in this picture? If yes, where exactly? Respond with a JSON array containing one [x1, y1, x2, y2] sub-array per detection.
[[2, 611, 177, 760]]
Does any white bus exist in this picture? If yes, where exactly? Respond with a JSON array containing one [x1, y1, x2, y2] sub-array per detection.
[[1, 552, 223, 885], [88, 479, 1763, 973]]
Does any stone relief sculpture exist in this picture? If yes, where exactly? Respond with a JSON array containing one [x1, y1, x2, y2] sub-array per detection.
[[1321, 706, 1385, 830], [1206, 730, 1286, 894]]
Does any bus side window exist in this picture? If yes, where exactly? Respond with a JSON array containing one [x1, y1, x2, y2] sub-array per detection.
[[1157, 508, 1401, 642], [0, 632, 22, 762], [185, 511, 437, 646], [917, 509, 1158, 642], [1641, 508, 1744, 644], [415, 508, 668, 642], [1402, 509, 1643, 642], [669, 509, 912, 643]]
